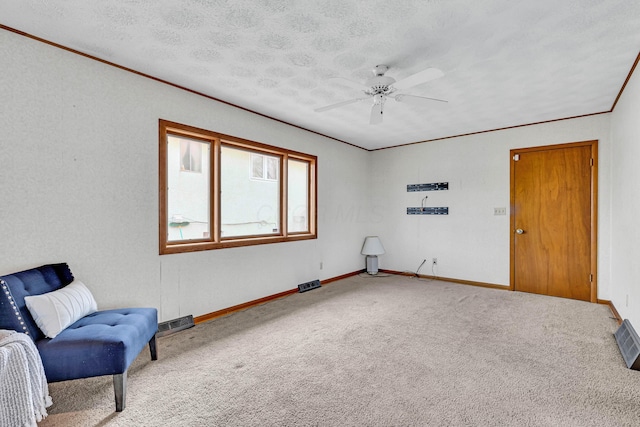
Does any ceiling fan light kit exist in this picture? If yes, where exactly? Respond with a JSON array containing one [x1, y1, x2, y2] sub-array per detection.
[[315, 64, 447, 125]]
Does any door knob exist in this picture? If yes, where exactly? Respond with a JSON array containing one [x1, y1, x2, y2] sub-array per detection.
[[515, 228, 525, 234]]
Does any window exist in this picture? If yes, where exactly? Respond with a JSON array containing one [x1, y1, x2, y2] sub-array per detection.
[[288, 159, 309, 233], [167, 135, 211, 242], [159, 120, 317, 254], [251, 153, 278, 181], [180, 139, 203, 172], [221, 146, 280, 238]]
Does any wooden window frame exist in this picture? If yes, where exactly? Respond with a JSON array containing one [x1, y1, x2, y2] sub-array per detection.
[[159, 119, 317, 254]]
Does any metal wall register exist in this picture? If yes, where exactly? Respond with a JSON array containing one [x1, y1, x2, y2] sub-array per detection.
[[407, 182, 449, 215], [407, 207, 449, 215], [406, 182, 448, 192]]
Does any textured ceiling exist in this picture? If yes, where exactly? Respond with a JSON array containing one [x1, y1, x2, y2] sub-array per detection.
[[1, 0, 639, 150]]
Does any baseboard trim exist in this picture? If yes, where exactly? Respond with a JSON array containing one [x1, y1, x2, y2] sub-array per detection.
[[598, 299, 623, 325], [380, 269, 510, 291], [194, 288, 298, 324], [194, 269, 364, 324], [384, 270, 621, 315], [194, 269, 620, 326], [321, 269, 365, 284]]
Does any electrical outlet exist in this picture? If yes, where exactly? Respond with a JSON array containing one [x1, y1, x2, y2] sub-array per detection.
[[432, 258, 437, 265], [320, 261, 323, 270]]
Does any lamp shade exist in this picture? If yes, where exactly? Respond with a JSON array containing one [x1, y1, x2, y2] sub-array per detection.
[[361, 236, 385, 255]]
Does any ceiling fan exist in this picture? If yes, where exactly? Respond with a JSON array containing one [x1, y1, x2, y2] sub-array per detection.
[[315, 65, 447, 125]]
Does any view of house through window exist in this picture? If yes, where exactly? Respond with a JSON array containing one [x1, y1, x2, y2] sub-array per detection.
[[288, 159, 309, 233], [222, 146, 280, 237], [160, 120, 317, 254], [167, 134, 211, 242], [251, 153, 278, 181], [180, 138, 203, 172]]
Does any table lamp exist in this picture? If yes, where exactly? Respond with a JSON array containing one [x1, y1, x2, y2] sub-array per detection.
[[361, 236, 385, 275]]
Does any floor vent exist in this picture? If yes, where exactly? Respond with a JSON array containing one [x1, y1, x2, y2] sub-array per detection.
[[298, 279, 321, 293], [157, 315, 194, 337], [614, 319, 640, 370]]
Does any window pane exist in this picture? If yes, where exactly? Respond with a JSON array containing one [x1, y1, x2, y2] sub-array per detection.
[[266, 157, 279, 180], [288, 159, 309, 233], [167, 135, 211, 241], [221, 146, 280, 237], [251, 154, 264, 179], [181, 139, 202, 172]]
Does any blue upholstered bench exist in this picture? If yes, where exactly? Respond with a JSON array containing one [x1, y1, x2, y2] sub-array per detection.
[[0, 263, 158, 412]]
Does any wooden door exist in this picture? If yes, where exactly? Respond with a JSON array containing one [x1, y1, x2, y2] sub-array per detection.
[[510, 141, 597, 302]]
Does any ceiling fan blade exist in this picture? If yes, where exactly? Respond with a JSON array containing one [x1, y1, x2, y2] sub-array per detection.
[[328, 77, 368, 91], [393, 94, 448, 105], [392, 67, 444, 91], [369, 103, 383, 125], [314, 97, 368, 113]]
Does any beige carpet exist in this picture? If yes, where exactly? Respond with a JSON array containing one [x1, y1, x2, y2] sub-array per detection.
[[39, 275, 640, 426]]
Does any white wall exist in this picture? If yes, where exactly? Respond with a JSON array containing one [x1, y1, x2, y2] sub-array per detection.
[[370, 115, 612, 298], [610, 61, 640, 327], [0, 30, 371, 321]]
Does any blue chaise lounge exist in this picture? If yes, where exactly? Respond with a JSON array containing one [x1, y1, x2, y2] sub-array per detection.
[[0, 263, 158, 412]]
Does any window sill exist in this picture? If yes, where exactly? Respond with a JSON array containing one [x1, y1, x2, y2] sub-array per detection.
[[160, 233, 317, 255]]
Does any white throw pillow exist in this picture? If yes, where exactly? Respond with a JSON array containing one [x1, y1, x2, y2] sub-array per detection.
[[24, 280, 98, 338]]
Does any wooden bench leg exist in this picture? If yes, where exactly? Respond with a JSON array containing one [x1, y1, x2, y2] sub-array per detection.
[[149, 334, 158, 360], [113, 336, 156, 412], [114, 371, 127, 412]]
